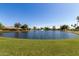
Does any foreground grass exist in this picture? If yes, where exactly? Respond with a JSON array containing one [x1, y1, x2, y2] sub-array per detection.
[[0, 37, 79, 56]]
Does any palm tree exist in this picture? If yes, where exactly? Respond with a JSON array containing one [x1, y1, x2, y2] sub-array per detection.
[[21, 24, 28, 30], [71, 24, 75, 31], [70, 16, 79, 31], [76, 16, 79, 26], [71, 24, 77, 28]]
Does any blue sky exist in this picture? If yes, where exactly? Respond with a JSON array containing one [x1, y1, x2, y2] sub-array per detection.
[[0, 3, 79, 28]]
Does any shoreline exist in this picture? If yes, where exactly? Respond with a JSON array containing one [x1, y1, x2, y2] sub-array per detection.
[[0, 30, 79, 35], [67, 30, 79, 35], [0, 30, 30, 33]]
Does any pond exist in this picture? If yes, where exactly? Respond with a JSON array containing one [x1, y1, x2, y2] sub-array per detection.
[[0, 30, 78, 40]]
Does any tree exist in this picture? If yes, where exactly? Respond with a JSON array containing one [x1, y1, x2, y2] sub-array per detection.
[[71, 16, 79, 31], [75, 26, 79, 30], [60, 25, 69, 31], [14, 22, 21, 28], [76, 16, 79, 26], [33, 26, 37, 30], [40, 27, 43, 30], [21, 24, 28, 30], [0, 22, 4, 29], [52, 26, 56, 30], [28, 28, 31, 30], [14, 22, 21, 31], [71, 24, 77, 28], [44, 27, 50, 30]]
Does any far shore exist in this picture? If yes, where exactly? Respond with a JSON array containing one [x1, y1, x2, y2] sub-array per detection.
[[0, 30, 30, 33], [0, 30, 79, 36]]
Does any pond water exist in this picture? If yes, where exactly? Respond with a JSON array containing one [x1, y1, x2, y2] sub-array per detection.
[[0, 30, 78, 40]]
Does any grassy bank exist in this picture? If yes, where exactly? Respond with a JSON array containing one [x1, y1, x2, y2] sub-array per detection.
[[67, 30, 79, 35], [0, 37, 78, 56]]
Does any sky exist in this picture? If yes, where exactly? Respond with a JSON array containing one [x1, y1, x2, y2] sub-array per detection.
[[0, 3, 79, 28]]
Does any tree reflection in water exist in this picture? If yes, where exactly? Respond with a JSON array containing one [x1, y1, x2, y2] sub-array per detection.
[[15, 32, 20, 38], [0, 32, 3, 36]]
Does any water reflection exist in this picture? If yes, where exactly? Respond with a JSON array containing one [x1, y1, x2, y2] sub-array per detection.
[[15, 32, 20, 38], [20, 32, 28, 38], [0, 33, 3, 36], [0, 30, 78, 39]]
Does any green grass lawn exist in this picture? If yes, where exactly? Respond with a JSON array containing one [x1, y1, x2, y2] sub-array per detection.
[[0, 37, 79, 56]]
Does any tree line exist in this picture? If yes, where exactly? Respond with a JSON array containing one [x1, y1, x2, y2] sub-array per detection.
[[0, 22, 70, 31], [0, 16, 79, 31]]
